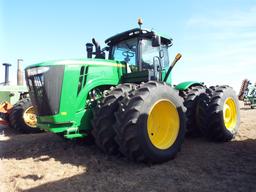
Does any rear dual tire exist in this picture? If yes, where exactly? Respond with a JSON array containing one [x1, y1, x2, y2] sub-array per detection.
[[180, 85, 208, 137], [198, 86, 240, 141]]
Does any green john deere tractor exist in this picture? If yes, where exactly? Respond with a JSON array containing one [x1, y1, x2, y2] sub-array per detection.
[[25, 21, 240, 163]]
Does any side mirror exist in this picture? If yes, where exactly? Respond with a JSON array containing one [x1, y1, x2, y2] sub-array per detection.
[[86, 43, 93, 58], [152, 35, 161, 47]]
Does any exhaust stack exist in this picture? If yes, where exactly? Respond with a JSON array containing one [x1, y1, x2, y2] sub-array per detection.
[[2, 63, 11, 86], [17, 59, 23, 85]]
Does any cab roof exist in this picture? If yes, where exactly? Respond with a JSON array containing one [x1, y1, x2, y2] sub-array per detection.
[[105, 28, 172, 46]]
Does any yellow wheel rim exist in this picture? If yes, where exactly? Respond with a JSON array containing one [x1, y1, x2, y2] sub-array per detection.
[[147, 99, 180, 150], [223, 97, 237, 131], [23, 106, 37, 128]]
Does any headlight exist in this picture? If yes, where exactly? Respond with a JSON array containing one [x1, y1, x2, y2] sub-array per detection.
[[27, 66, 49, 76]]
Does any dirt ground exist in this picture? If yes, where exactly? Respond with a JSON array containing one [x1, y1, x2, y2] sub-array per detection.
[[1, 103, 256, 192]]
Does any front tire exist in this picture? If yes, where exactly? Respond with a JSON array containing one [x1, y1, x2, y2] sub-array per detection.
[[91, 83, 135, 155], [9, 98, 41, 133], [114, 81, 186, 163]]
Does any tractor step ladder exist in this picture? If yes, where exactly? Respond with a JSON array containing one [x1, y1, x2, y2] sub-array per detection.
[[64, 127, 87, 139]]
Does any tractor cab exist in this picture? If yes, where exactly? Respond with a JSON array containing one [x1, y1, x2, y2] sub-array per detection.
[[86, 27, 173, 83]]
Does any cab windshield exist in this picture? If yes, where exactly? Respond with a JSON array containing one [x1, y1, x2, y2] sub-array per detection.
[[111, 38, 138, 72], [111, 37, 169, 72]]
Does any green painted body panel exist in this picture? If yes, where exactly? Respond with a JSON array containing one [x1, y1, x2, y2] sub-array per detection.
[[27, 59, 126, 134], [175, 81, 203, 91]]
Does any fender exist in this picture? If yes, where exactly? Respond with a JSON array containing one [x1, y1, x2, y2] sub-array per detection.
[[175, 81, 204, 91]]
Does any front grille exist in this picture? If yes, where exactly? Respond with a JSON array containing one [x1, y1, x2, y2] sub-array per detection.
[[25, 65, 64, 116]]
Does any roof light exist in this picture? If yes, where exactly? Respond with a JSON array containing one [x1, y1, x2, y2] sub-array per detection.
[[138, 18, 143, 29]]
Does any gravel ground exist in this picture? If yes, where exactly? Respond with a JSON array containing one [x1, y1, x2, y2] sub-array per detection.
[[0, 104, 256, 192]]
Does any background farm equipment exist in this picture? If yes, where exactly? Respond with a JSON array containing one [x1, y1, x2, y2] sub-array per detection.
[[238, 79, 256, 109], [0, 62, 40, 133], [25, 19, 240, 163]]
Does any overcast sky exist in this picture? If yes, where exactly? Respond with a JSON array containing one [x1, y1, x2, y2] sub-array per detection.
[[1, 0, 255, 91]]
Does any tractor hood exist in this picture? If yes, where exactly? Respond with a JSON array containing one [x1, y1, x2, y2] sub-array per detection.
[[25, 58, 124, 130]]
